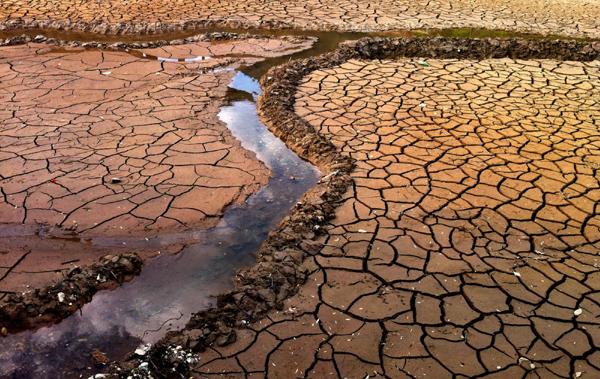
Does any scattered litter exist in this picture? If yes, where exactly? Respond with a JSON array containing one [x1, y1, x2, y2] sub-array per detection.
[[134, 344, 151, 356], [110, 177, 122, 184], [574, 372, 582, 378], [158, 57, 179, 63], [184, 56, 209, 63], [419, 102, 426, 109], [100, 71, 111, 76], [418, 59, 430, 67], [358, 229, 368, 233], [574, 308, 583, 316], [319, 170, 339, 183], [57, 292, 65, 303], [513, 271, 522, 277]]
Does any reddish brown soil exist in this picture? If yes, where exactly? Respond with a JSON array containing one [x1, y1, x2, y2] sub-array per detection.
[[0, 0, 599, 38], [0, 36, 313, 297], [188, 57, 600, 378]]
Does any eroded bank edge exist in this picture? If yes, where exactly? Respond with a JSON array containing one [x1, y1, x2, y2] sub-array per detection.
[[0, 30, 295, 48], [1, 17, 600, 40], [112, 36, 600, 378], [0, 253, 143, 334]]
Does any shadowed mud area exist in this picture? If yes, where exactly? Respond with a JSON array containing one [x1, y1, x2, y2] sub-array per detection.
[[0, 66, 319, 377]]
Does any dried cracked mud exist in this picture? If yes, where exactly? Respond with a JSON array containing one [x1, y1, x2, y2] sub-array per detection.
[[189, 58, 600, 377], [0, 36, 312, 296], [1, 0, 600, 39]]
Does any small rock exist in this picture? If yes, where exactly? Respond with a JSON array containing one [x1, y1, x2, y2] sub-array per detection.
[[91, 349, 110, 364], [574, 308, 583, 316], [57, 292, 65, 303], [1, 326, 8, 336]]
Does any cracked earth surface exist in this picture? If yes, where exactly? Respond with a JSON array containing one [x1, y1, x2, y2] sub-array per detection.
[[1, 0, 600, 39], [191, 58, 600, 378], [0, 36, 312, 295]]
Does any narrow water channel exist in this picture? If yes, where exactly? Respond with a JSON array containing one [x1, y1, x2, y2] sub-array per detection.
[[0, 64, 320, 378]]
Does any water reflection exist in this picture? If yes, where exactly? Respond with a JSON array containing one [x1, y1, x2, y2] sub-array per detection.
[[0, 72, 319, 378]]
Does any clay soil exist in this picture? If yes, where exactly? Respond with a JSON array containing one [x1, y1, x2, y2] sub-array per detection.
[[0, 0, 599, 38], [181, 45, 600, 378], [0, 36, 312, 299], [0, 1, 599, 378]]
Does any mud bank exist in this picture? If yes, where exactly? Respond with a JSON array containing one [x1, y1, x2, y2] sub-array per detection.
[[114, 36, 600, 378], [0, 253, 142, 333]]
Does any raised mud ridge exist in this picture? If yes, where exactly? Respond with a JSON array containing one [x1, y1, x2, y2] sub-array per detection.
[[0, 253, 142, 333], [0, 19, 294, 38], [116, 36, 600, 377], [0, 30, 270, 47]]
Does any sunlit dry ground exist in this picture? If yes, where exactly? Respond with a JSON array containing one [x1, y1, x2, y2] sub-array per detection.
[[1, 0, 599, 38], [0, 36, 312, 296], [192, 58, 600, 378]]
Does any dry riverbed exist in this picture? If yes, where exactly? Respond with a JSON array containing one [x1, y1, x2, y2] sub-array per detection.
[[0, 3, 599, 379], [0, 0, 599, 38]]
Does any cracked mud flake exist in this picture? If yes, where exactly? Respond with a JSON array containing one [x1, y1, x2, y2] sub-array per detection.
[[191, 58, 600, 377], [1, 0, 600, 38], [0, 36, 313, 294]]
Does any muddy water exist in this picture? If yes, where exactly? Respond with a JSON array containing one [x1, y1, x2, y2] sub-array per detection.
[[0, 63, 322, 378]]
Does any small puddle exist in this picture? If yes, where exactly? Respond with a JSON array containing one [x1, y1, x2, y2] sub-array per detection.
[[0, 62, 319, 378]]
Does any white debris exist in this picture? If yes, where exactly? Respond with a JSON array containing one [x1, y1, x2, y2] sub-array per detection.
[[574, 308, 583, 317], [574, 372, 582, 378], [57, 292, 65, 303], [87, 374, 107, 379], [319, 170, 339, 183], [513, 271, 522, 277], [358, 229, 368, 233], [134, 344, 151, 356], [101, 71, 111, 75]]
